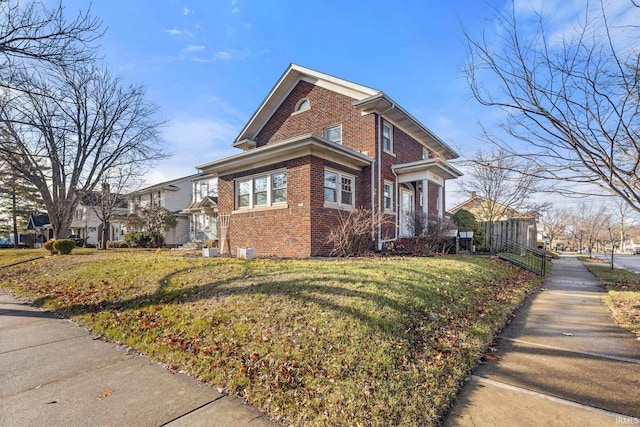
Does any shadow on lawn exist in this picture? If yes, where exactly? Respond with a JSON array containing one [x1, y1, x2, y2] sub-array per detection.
[[29, 257, 500, 337]]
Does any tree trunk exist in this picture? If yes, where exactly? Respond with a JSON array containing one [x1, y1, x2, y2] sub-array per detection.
[[11, 189, 18, 248]]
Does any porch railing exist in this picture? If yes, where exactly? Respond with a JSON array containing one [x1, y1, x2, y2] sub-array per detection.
[[492, 234, 548, 276]]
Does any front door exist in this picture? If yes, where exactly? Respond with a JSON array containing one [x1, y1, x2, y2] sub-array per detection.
[[400, 188, 414, 237]]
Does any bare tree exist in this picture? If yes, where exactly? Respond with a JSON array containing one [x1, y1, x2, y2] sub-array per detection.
[[609, 198, 640, 252], [404, 209, 429, 252], [539, 207, 570, 251], [462, 147, 547, 248], [463, 1, 640, 211], [0, 63, 167, 239], [569, 203, 610, 257], [0, 1, 102, 84]]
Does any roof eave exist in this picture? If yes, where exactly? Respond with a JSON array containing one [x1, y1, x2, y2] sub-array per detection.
[[198, 134, 373, 175], [353, 94, 460, 160]]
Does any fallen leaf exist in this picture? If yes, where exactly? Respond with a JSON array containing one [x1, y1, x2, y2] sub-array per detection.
[[98, 389, 114, 398], [45, 401, 58, 404]]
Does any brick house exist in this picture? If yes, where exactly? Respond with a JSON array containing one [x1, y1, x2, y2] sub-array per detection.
[[197, 64, 462, 257]]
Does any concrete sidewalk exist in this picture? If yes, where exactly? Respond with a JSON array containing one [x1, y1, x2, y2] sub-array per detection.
[[444, 256, 640, 426], [0, 290, 276, 427]]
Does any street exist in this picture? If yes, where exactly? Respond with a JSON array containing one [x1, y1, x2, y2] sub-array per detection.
[[593, 252, 640, 274]]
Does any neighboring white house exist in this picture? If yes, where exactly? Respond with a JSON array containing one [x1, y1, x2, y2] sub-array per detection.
[[69, 192, 128, 246], [127, 174, 199, 247], [181, 175, 218, 243]]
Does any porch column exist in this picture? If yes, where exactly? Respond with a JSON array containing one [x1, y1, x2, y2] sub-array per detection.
[[438, 185, 443, 218], [422, 179, 428, 215]]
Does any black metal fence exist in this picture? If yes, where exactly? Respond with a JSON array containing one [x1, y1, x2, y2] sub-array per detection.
[[492, 234, 548, 276]]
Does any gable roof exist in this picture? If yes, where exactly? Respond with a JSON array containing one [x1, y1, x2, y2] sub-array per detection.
[[235, 64, 380, 149], [234, 64, 459, 160], [128, 173, 201, 197], [27, 213, 50, 229]]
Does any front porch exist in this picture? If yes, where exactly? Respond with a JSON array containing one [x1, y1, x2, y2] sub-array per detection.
[[392, 158, 462, 239], [181, 196, 218, 246]]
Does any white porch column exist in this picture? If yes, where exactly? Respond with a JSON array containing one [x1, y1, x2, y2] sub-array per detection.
[[422, 179, 428, 215], [438, 185, 443, 218]]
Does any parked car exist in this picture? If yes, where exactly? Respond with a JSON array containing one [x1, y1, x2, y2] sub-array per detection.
[[634, 247, 640, 255], [67, 234, 85, 247]]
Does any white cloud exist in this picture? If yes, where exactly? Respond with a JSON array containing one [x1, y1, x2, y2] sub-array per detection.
[[165, 29, 181, 36], [144, 116, 241, 185], [184, 45, 206, 52], [215, 51, 233, 60], [183, 7, 192, 16]]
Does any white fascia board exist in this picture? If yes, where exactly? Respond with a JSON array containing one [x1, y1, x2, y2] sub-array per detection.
[[235, 64, 381, 144], [198, 134, 372, 176]]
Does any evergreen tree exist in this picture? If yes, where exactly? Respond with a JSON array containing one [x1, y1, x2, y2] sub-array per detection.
[[0, 161, 44, 247]]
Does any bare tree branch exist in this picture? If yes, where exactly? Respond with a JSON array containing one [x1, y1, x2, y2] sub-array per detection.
[[463, 0, 640, 211]]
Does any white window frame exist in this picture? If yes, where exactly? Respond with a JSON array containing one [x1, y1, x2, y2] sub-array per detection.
[[324, 168, 355, 209], [293, 98, 311, 114], [383, 181, 394, 212], [324, 124, 342, 145], [235, 170, 287, 210], [382, 121, 393, 154]]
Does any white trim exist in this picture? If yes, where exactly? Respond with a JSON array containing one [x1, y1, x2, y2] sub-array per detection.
[[324, 123, 342, 145], [383, 180, 395, 213], [292, 97, 310, 115], [235, 169, 287, 210], [382, 120, 394, 155], [235, 64, 380, 145], [198, 134, 372, 175]]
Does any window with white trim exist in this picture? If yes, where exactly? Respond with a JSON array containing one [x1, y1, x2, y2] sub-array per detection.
[[324, 124, 342, 145], [294, 98, 310, 112], [383, 182, 393, 211], [271, 172, 287, 203], [382, 121, 393, 153], [235, 171, 287, 209], [324, 169, 355, 209]]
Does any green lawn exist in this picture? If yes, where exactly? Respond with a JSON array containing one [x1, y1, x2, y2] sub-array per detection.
[[583, 262, 640, 337], [0, 250, 542, 426]]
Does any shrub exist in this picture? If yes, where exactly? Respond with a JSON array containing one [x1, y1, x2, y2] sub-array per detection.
[[325, 209, 392, 256], [53, 239, 75, 255], [43, 239, 58, 255], [107, 240, 129, 249], [124, 232, 153, 248]]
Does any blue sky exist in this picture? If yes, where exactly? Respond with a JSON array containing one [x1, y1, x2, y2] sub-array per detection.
[[60, 0, 631, 208]]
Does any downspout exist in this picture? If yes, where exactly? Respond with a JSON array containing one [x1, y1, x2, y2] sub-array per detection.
[[377, 114, 382, 250], [376, 106, 398, 249], [371, 158, 376, 241]]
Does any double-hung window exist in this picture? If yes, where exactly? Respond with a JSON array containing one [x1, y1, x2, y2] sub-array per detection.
[[383, 182, 393, 211], [382, 121, 393, 153], [235, 171, 287, 209], [271, 172, 287, 203], [324, 169, 355, 209], [253, 176, 268, 207], [324, 124, 342, 145]]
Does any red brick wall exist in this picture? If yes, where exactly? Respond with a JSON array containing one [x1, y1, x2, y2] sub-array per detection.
[[428, 181, 441, 217], [217, 159, 312, 258], [256, 81, 376, 156], [217, 155, 374, 257], [308, 157, 372, 256]]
